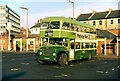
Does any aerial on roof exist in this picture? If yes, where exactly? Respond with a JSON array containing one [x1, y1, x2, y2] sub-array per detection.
[[76, 9, 120, 21]]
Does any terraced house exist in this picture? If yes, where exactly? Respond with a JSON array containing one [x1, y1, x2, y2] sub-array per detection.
[[76, 8, 120, 56]]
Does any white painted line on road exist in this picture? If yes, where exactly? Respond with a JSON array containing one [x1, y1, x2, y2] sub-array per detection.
[[96, 70, 104, 73], [105, 71, 108, 74], [112, 68, 115, 71], [11, 59, 15, 61], [61, 73, 68, 77], [117, 66, 119, 68], [55, 66, 64, 69], [70, 64, 74, 67], [104, 62, 108, 63], [10, 68, 20, 71], [79, 63, 82, 64], [54, 73, 68, 78], [21, 62, 30, 65]]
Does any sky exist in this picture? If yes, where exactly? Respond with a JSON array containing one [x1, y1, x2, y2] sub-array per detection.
[[0, 0, 119, 28]]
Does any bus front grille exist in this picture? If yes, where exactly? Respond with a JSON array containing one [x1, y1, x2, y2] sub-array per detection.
[[42, 48, 52, 56]]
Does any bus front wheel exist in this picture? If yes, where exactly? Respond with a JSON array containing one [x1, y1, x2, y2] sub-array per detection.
[[58, 53, 68, 66]]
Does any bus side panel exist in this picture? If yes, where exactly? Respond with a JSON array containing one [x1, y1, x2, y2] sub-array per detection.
[[74, 50, 88, 60], [91, 50, 96, 56], [74, 50, 82, 60]]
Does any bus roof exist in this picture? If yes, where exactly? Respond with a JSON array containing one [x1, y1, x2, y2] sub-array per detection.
[[42, 16, 95, 29]]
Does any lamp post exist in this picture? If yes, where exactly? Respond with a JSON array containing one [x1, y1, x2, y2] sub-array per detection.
[[20, 7, 28, 37], [20, 7, 28, 51], [68, 0, 74, 19], [7, 22, 11, 50]]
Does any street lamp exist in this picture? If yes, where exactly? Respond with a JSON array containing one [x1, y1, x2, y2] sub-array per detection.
[[20, 7, 28, 37], [20, 7, 28, 51], [67, 0, 74, 19]]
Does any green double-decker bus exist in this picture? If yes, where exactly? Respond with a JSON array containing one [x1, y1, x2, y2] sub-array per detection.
[[36, 16, 97, 66]]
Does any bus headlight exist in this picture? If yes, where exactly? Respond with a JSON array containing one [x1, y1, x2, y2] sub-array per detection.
[[53, 53, 56, 56], [39, 52, 42, 55]]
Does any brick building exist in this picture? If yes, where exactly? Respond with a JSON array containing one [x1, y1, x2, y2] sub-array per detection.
[[76, 9, 120, 55], [0, 27, 40, 51]]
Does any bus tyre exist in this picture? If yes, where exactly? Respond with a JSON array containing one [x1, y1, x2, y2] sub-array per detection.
[[36, 58, 44, 64], [58, 53, 68, 66], [88, 51, 92, 60]]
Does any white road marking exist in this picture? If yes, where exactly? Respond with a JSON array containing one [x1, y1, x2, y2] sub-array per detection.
[[117, 66, 119, 68], [10, 68, 20, 71], [21, 62, 30, 65], [96, 70, 104, 73], [11, 59, 15, 61], [70, 64, 74, 66], [105, 71, 108, 74], [112, 68, 115, 71], [55, 73, 68, 78], [55, 66, 64, 69]]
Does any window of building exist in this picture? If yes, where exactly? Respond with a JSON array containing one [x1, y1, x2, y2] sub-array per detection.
[[99, 20, 102, 25], [110, 20, 113, 24], [118, 19, 120, 24], [36, 28, 37, 32], [93, 21, 96, 25]]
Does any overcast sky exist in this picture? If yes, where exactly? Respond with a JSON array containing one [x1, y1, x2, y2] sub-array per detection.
[[1, 0, 119, 28]]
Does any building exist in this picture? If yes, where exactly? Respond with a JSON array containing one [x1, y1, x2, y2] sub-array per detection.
[[0, 27, 40, 51], [30, 23, 40, 34], [0, 5, 20, 35], [76, 8, 120, 30], [76, 8, 120, 55], [30, 19, 42, 34]]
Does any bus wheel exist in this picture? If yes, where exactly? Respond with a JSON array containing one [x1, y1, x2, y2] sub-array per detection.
[[88, 51, 92, 60], [36, 58, 44, 64], [58, 53, 68, 66]]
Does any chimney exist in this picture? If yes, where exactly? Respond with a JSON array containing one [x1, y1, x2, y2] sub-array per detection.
[[88, 10, 96, 19], [109, 8, 113, 12], [92, 10, 96, 14], [105, 8, 112, 18]]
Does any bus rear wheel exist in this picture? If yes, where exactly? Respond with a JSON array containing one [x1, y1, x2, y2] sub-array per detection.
[[88, 51, 92, 60], [58, 53, 68, 66]]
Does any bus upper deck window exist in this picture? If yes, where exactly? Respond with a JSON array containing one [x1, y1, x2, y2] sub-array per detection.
[[62, 22, 70, 30], [50, 21, 60, 29], [41, 22, 49, 29]]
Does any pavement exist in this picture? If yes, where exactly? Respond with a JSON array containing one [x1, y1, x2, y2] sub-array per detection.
[[95, 54, 120, 59], [1, 50, 120, 59]]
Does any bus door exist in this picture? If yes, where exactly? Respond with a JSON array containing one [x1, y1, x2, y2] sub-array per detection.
[[69, 40, 75, 60]]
